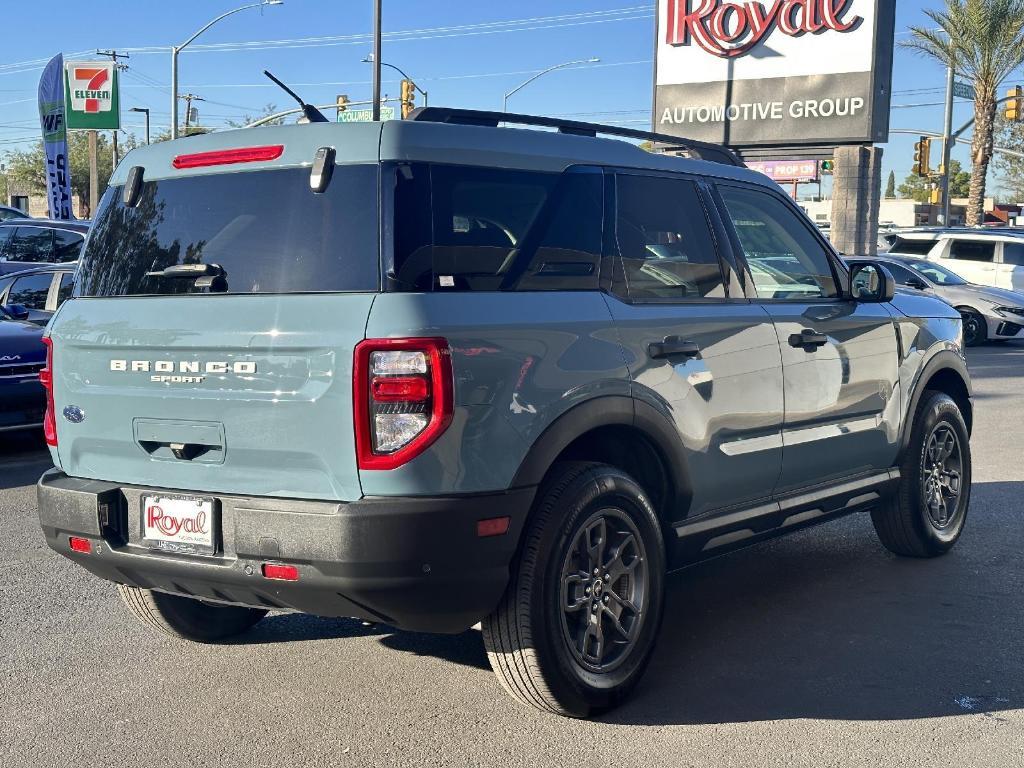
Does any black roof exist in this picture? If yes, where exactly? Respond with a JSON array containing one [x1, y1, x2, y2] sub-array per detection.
[[0, 218, 90, 233]]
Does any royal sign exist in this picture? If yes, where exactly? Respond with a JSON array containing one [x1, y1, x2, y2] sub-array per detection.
[[654, 0, 894, 151], [64, 60, 120, 130], [664, 0, 861, 58]]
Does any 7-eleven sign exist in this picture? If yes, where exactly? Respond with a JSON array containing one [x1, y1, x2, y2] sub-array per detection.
[[64, 60, 119, 130]]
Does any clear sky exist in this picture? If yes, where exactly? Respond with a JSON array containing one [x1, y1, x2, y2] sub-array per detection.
[[0, 1, 995, 195]]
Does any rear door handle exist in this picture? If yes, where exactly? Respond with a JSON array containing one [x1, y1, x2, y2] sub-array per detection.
[[649, 336, 701, 359], [788, 329, 829, 350]]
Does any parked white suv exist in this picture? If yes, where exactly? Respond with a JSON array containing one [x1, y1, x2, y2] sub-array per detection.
[[883, 229, 1024, 291]]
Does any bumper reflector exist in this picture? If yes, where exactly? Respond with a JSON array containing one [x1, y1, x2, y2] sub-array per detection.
[[262, 563, 299, 581], [476, 516, 511, 538], [69, 536, 91, 554]]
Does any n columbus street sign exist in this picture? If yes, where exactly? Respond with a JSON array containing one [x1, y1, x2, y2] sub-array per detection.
[[63, 60, 120, 130], [653, 0, 895, 151]]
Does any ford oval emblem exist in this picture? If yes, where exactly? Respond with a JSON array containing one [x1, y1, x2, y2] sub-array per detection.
[[62, 405, 85, 424]]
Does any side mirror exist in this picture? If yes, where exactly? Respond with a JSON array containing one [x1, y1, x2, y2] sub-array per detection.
[[847, 261, 896, 303], [905, 276, 928, 290], [4, 303, 29, 320]]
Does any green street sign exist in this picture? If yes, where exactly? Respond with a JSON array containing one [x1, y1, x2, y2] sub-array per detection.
[[64, 61, 120, 130], [953, 81, 975, 101], [337, 106, 396, 123]]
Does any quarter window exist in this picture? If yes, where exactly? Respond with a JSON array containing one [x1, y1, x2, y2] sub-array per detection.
[[392, 164, 603, 292], [613, 174, 724, 300], [719, 185, 838, 300], [57, 272, 75, 304], [948, 240, 995, 262]]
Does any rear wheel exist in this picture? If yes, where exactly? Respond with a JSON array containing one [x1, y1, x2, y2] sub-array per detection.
[[482, 462, 666, 717], [117, 585, 268, 643], [871, 391, 971, 557], [959, 308, 987, 347]]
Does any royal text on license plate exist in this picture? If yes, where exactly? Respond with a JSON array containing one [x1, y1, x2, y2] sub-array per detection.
[[141, 495, 216, 555]]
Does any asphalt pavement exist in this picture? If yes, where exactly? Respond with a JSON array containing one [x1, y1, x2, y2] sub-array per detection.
[[2, 344, 1023, 767]]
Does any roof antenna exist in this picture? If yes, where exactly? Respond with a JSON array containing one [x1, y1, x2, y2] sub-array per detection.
[[263, 70, 329, 123]]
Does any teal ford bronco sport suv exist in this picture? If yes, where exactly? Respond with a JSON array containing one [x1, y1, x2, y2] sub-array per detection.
[[37, 109, 972, 718]]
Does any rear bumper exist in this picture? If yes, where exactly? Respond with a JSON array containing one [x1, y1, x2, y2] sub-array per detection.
[[38, 470, 534, 633]]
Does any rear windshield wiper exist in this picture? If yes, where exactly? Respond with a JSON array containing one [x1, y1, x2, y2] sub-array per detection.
[[146, 263, 227, 292]]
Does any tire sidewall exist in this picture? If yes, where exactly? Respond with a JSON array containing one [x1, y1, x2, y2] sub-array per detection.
[[528, 468, 666, 715], [907, 393, 972, 551], [960, 309, 986, 347]]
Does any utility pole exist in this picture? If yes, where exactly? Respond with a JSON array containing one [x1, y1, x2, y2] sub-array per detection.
[[96, 50, 129, 168], [372, 0, 382, 121], [181, 94, 204, 135], [88, 130, 98, 217], [938, 65, 955, 226]]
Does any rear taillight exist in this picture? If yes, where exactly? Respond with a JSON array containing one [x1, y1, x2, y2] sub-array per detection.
[[354, 338, 453, 470], [40, 336, 56, 447]]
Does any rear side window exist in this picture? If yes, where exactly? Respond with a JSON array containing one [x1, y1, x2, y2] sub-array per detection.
[[391, 164, 603, 292], [6, 226, 54, 263], [9, 272, 53, 309], [888, 238, 935, 256], [53, 230, 84, 262], [77, 166, 380, 297], [949, 240, 995, 262], [613, 174, 724, 300]]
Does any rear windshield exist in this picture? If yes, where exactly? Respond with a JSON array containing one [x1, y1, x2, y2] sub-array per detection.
[[887, 238, 935, 256], [76, 166, 380, 297]]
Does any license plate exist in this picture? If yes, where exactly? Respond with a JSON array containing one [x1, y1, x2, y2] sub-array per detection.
[[141, 494, 216, 555]]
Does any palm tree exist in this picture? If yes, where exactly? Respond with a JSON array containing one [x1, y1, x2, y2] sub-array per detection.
[[905, 0, 1024, 225]]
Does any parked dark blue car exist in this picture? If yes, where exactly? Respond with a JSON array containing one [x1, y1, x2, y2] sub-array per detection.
[[0, 304, 46, 434]]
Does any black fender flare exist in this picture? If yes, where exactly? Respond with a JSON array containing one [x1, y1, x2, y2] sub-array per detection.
[[510, 395, 692, 520], [898, 349, 973, 460]]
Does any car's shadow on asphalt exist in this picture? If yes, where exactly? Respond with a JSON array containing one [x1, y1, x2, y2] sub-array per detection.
[[0, 433, 52, 491], [240, 613, 491, 671], [241, 481, 1023, 725]]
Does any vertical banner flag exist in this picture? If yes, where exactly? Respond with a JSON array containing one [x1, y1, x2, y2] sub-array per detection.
[[38, 53, 73, 219]]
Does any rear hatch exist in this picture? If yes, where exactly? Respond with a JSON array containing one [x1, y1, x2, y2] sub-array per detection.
[[47, 125, 382, 501]]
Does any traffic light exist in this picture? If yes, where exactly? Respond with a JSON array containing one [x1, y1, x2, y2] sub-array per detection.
[[400, 79, 416, 119], [820, 159, 835, 174], [336, 94, 350, 121], [912, 137, 932, 178], [1006, 86, 1023, 122]]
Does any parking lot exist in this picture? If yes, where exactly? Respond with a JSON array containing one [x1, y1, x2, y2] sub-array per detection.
[[2, 343, 1021, 768]]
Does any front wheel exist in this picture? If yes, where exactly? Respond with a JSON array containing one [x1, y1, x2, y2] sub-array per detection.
[[959, 308, 987, 347], [482, 462, 666, 718], [117, 585, 268, 643], [871, 391, 971, 557]]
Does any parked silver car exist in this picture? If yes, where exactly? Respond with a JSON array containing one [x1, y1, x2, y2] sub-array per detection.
[[874, 255, 1024, 345]]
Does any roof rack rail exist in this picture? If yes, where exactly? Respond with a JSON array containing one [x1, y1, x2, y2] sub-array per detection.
[[407, 107, 744, 167]]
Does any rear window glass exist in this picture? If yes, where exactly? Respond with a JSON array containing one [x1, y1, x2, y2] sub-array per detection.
[[391, 164, 603, 292], [76, 166, 380, 297], [888, 238, 935, 256]]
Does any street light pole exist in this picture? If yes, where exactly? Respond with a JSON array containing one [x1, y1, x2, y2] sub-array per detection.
[[130, 107, 151, 145], [362, 56, 428, 107], [171, 0, 283, 139], [503, 58, 600, 113], [938, 65, 956, 226], [372, 0, 383, 121]]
